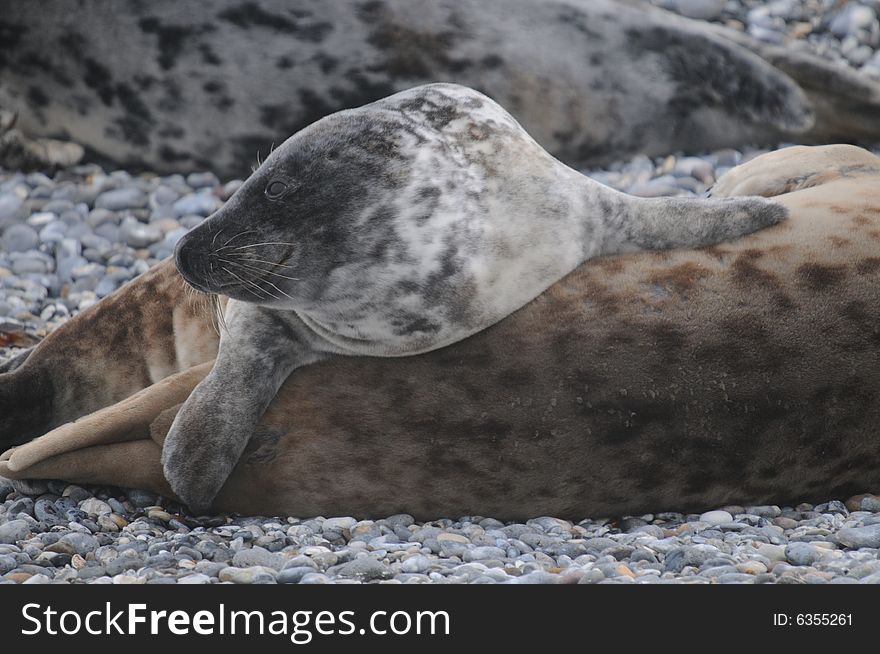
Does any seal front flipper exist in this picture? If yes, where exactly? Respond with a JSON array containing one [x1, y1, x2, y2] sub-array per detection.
[[161, 303, 329, 512]]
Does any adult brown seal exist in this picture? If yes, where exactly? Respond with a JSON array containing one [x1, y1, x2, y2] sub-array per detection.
[[2, 144, 878, 519]]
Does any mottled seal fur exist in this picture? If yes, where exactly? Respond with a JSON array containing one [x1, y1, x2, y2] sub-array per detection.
[[8, 0, 880, 177], [1, 144, 878, 519], [166, 82, 785, 511]]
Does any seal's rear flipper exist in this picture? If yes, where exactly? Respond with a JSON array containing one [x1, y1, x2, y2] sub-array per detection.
[[0, 361, 213, 473], [710, 144, 880, 198], [0, 440, 174, 499]]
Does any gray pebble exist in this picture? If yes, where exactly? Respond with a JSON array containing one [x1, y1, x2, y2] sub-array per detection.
[[0, 520, 31, 544], [218, 566, 277, 584], [172, 192, 219, 218], [277, 567, 317, 584], [231, 546, 285, 571], [837, 524, 880, 549], [337, 558, 392, 581], [1, 224, 39, 252], [785, 542, 821, 566], [94, 187, 147, 211]]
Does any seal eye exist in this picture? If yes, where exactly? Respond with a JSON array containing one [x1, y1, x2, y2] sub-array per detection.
[[265, 180, 288, 200]]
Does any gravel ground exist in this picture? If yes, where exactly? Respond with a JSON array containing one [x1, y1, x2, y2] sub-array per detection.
[[3, 0, 880, 585], [3, 479, 880, 584], [653, 0, 880, 78]]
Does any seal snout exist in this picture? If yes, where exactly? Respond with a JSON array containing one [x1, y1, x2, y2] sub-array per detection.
[[173, 231, 215, 293]]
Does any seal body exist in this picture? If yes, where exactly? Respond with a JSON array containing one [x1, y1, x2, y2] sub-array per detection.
[[165, 83, 785, 511], [0, 0, 823, 177], [2, 145, 878, 519]]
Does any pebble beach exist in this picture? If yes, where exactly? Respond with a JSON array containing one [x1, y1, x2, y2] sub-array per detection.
[[2, 0, 880, 584]]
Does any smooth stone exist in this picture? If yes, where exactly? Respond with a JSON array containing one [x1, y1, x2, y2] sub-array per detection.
[[79, 498, 112, 515], [218, 566, 278, 584], [664, 547, 713, 572], [463, 546, 506, 562], [0, 478, 15, 500], [53, 533, 99, 556], [178, 573, 213, 584], [172, 192, 219, 218], [671, 0, 725, 20], [149, 189, 180, 214], [119, 217, 162, 248], [322, 517, 357, 532], [276, 567, 316, 584], [773, 517, 799, 530], [125, 489, 158, 507], [0, 554, 17, 575], [401, 555, 431, 574], [785, 542, 821, 566], [298, 573, 331, 584], [736, 561, 768, 575], [105, 556, 144, 576], [7, 497, 34, 517], [837, 524, 880, 549], [186, 172, 220, 189], [86, 208, 118, 228], [282, 555, 318, 571], [231, 546, 285, 571], [336, 558, 392, 581], [830, 4, 877, 37], [700, 510, 734, 525], [1, 225, 39, 252], [0, 193, 27, 226], [94, 187, 147, 211], [0, 520, 30, 544]]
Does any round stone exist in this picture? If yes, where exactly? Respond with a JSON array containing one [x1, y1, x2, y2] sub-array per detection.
[[699, 510, 734, 525], [1, 224, 39, 252]]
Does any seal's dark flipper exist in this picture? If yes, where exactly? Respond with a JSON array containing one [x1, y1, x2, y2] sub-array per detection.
[[0, 366, 54, 451], [0, 346, 33, 373], [709, 24, 880, 143], [632, 2, 815, 134], [0, 128, 84, 172]]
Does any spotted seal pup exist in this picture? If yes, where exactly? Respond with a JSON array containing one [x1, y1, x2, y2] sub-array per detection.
[[7, 0, 880, 177], [2, 145, 878, 518], [162, 83, 787, 511]]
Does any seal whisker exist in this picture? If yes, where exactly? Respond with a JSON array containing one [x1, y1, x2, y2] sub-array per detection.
[[255, 276, 294, 302], [218, 257, 301, 281], [233, 242, 298, 250], [209, 293, 227, 334], [216, 229, 259, 250], [233, 255, 297, 270], [220, 266, 271, 300]]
